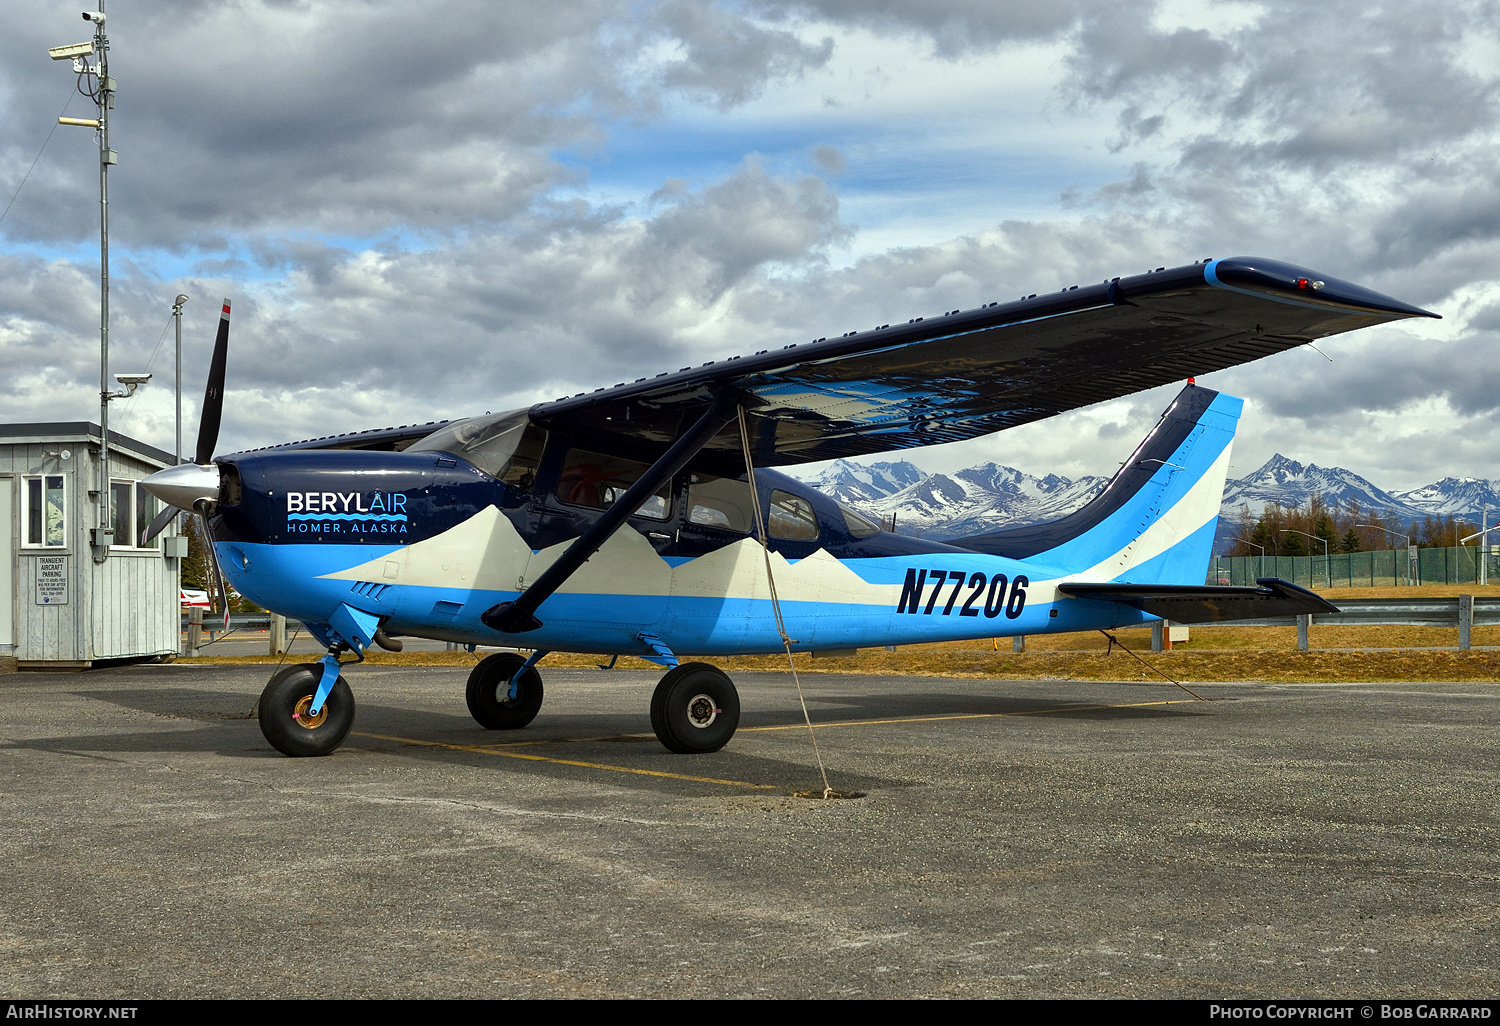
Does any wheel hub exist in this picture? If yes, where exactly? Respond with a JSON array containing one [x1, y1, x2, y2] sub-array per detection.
[[686, 693, 719, 729], [292, 694, 328, 729]]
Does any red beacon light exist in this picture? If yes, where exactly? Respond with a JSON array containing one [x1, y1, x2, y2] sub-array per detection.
[[1294, 277, 1326, 291]]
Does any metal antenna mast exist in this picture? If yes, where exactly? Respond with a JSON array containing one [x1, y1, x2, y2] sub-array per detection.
[[51, 5, 118, 560]]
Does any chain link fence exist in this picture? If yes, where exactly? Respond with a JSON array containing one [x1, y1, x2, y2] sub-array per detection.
[[1211, 546, 1500, 588]]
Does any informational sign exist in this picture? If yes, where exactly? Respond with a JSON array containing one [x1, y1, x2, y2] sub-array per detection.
[[35, 555, 68, 605]]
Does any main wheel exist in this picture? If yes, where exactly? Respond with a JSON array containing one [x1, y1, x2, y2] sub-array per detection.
[[650, 662, 740, 754], [258, 662, 355, 758], [466, 653, 544, 729]]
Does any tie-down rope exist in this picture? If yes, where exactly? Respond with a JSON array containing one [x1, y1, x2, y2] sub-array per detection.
[[1098, 629, 1206, 701], [736, 405, 836, 799]]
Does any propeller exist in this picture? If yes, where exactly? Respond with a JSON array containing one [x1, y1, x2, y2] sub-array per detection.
[[139, 299, 233, 625]]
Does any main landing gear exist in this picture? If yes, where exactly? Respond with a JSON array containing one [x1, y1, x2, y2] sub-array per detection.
[[650, 662, 740, 753], [464, 653, 742, 753], [466, 652, 545, 730]]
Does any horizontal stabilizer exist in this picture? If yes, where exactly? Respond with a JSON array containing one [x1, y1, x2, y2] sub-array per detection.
[[1057, 577, 1337, 625]]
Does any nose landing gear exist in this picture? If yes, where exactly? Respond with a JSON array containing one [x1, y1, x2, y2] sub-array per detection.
[[258, 661, 355, 757]]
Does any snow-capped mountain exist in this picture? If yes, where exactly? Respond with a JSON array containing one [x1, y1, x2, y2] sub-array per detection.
[[795, 459, 1107, 539], [1392, 477, 1500, 518], [803, 459, 926, 505], [794, 452, 1500, 544], [1218, 455, 1426, 520]]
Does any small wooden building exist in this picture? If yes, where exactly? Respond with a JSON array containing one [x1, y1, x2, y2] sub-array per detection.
[[1, 423, 185, 669]]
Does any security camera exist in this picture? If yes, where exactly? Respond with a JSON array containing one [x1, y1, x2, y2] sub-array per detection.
[[115, 372, 152, 385], [82, 11, 106, 24]]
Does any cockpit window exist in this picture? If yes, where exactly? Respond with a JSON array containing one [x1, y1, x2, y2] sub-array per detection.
[[411, 410, 546, 487], [840, 504, 882, 538], [556, 448, 671, 520]]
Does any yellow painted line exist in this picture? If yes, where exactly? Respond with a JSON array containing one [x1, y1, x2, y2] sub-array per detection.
[[737, 698, 1196, 732], [352, 731, 775, 790]]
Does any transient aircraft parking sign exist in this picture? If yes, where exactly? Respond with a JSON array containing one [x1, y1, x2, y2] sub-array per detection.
[[35, 555, 67, 605]]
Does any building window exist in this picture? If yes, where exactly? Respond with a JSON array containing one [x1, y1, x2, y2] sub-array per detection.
[[136, 482, 159, 549], [109, 478, 160, 550], [23, 475, 66, 548]]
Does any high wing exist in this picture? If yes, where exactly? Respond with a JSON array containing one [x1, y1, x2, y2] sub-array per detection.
[[524, 256, 1435, 472], [237, 256, 1434, 468], [236, 420, 458, 455]]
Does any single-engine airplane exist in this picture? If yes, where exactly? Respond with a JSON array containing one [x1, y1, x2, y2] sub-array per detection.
[[140, 257, 1436, 758]]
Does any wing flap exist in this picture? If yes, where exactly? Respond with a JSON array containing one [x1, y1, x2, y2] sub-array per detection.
[[1057, 577, 1338, 625]]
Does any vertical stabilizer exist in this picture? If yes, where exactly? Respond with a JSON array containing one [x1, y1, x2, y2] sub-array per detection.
[[955, 384, 1241, 584]]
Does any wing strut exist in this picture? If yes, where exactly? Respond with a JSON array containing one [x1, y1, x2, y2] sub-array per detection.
[[481, 394, 740, 634]]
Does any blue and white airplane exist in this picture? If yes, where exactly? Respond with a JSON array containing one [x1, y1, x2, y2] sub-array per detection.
[[140, 258, 1435, 758]]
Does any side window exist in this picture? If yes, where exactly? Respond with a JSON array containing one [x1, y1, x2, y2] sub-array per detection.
[[841, 504, 882, 538], [23, 475, 66, 548], [768, 490, 819, 541], [556, 448, 670, 520], [687, 474, 753, 534]]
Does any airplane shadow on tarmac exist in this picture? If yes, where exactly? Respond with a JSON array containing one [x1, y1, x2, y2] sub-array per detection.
[[0, 683, 1216, 798]]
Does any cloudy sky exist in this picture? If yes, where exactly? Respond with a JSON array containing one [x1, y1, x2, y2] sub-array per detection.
[[1, 0, 1495, 489]]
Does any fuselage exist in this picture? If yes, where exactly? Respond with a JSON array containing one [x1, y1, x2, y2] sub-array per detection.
[[208, 446, 1157, 656]]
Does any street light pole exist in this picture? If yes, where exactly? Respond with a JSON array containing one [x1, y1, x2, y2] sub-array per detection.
[[1280, 529, 1331, 588], [1459, 517, 1500, 588], [173, 295, 188, 466], [1358, 524, 1414, 586]]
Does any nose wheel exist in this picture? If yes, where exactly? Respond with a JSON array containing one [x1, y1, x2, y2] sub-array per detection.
[[258, 662, 355, 757], [650, 662, 740, 753]]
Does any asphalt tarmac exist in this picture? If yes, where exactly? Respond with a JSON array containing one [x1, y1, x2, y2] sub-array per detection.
[[0, 663, 1496, 999]]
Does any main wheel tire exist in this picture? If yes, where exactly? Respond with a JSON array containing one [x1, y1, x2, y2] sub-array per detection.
[[258, 662, 356, 758], [650, 662, 740, 754], [466, 653, 544, 729]]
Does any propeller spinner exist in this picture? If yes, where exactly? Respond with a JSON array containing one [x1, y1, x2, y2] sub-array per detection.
[[140, 299, 233, 623]]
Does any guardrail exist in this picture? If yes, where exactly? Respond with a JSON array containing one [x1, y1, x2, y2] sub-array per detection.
[[180, 611, 303, 654], [1194, 595, 1496, 651], [188, 597, 1498, 658]]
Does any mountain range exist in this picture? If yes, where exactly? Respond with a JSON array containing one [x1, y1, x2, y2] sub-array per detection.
[[793, 455, 1500, 547]]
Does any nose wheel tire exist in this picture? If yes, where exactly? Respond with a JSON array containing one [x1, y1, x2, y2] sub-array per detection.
[[650, 662, 740, 753], [258, 663, 355, 758], [466, 653, 544, 729]]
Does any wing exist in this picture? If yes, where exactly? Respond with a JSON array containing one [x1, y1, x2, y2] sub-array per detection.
[[230, 421, 458, 456], [527, 256, 1435, 471], [1057, 577, 1338, 624]]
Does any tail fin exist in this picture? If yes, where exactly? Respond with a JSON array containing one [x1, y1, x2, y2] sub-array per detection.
[[956, 383, 1240, 584]]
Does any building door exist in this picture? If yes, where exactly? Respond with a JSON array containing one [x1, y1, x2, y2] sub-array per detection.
[[0, 478, 12, 648]]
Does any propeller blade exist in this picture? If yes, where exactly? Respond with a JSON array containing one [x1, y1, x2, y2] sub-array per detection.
[[194, 299, 231, 466], [194, 499, 231, 630], [140, 505, 178, 547]]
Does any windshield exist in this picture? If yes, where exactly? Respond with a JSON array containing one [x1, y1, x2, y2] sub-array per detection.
[[411, 410, 546, 485]]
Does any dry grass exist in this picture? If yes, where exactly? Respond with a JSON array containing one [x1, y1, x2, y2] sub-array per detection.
[[186, 631, 1500, 684], [180, 586, 1500, 684]]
